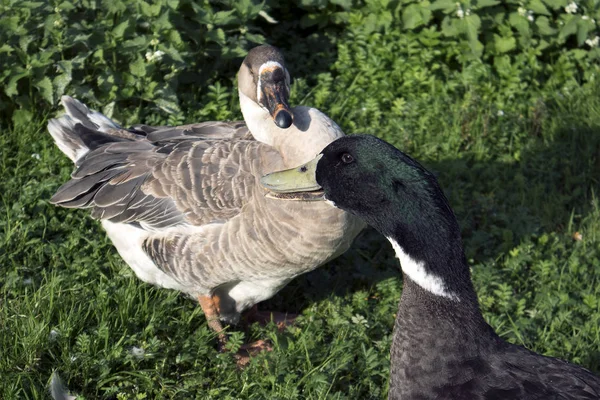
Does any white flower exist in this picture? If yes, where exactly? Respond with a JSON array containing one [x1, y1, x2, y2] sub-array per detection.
[[145, 50, 165, 63], [130, 346, 145, 359], [497, 110, 504, 117], [150, 38, 159, 46], [585, 36, 600, 47], [582, 15, 589, 20], [565, 2, 578, 14], [456, 8, 465, 18], [527, 11, 534, 22], [465, 9, 471, 16], [49, 329, 59, 340], [31, 153, 40, 160], [518, 7, 527, 16]]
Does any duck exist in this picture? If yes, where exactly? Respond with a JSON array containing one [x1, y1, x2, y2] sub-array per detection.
[[47, 44, 365, 352], [261, 134, 600, 399]]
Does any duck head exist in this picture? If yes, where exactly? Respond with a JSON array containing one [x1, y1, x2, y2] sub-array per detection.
[[238, 44, 293, 129], [261, 134, 449, 234], [261, 135, 471, 301]]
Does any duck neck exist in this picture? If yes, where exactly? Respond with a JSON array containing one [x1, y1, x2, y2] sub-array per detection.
[[383, 204, 484, 324]]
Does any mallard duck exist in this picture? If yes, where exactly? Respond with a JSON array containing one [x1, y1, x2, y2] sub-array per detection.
[[261, 134, 600, 399], [48, 45, 365, 350]]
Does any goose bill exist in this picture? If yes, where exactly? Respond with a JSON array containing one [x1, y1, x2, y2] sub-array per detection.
[[259, 67, 293, 128], [261, 155, 324, 201], [262, 81, 293, 128]]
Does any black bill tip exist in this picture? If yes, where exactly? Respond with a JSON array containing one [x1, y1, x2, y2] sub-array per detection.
[[274, 110, 293, 129]]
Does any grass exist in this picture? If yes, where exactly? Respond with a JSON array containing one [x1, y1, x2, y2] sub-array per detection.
[[1, 61, 600, 399]]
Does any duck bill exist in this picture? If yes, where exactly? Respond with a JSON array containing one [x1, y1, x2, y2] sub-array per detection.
[[261, 80, 293, 129], [260, 155, 324, 201]]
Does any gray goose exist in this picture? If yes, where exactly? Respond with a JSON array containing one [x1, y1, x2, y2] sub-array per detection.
[[48, 45, 365, 350], [262, 134, 600, 399]]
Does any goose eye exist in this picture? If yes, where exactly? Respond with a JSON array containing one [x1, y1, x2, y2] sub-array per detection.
[[341, 153, 354, 164]]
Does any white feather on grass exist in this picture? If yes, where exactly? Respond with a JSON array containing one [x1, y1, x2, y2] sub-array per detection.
[[50, 371, 76, 400]]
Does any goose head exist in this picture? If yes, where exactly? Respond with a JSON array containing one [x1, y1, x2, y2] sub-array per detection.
[[238, 45, 293, 131]]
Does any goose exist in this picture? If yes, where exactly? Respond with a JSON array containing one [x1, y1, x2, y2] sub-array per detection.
[[48, 45, 365, 352], [261, 134, 600, 399]]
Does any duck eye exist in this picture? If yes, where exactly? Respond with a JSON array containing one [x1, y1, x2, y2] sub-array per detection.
[[341, 153, 354, 164]]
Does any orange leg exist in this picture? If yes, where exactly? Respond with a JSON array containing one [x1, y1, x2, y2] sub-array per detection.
[[198, 294, 227, 348]]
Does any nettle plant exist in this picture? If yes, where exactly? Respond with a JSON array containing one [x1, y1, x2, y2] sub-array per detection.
[[399, 0, 600, 77], [0, 0, 268, 125]]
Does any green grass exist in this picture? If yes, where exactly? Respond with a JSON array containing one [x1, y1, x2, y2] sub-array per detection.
[[1, 77, 599, 398]]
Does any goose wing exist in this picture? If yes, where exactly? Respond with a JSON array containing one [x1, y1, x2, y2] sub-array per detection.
[[132, 120, 252, 142], [51, 124, 280, 231]]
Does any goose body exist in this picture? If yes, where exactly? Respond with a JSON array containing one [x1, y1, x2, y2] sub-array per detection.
[[261, 135, 600, 399], [48, 45, 364, 334]]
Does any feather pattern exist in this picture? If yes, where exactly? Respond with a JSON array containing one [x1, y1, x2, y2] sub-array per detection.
[[49, 95, 365, 324]]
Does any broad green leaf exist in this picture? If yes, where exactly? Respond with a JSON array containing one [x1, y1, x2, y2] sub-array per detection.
[[166, 0, 179, 9], [464, 14, 481, 41], [494, 34, 516, 53], [140, 1, 162, 17], [12, 109, 33, 127], [429, 0, 456, 12], [35, 76, 54, 104], [330, 0, 353, 9], [162, 45, 183, 62], [71, 34, 92, 45], [168, 30, 183, 47], [536, 16, 557, 35], [19, 1, 43, 8], [56, 60, 73, 76], [0, 16, 20, 33], [0, 44, 13, 55], [464, 14, 483, 56], [53, 73, 71, 99], [541, 0, 568, 10], [5, 71, 29, 97], [528, 0, 551, 16], [154, 97, 180, 114], [245, 32, 265, 44], [122, 37, 147, 50], [576, 20, 589, 46], [102, 101, 116, 119], [19, 35, 35, 52], [559, 15, 578, 41], [129, 56, 146, 77], [154, 11, 173, 31], [102, 0, 127, 14], [508, 12, 531, 38], [213, 10, 237, 25], [206, 29, 226, 46], [402, 4, 423, 30], [57, 2, 76, 11], [475, 0, 500, 8], [570, 49, 587, 59], [441, 16, 459, 37], [112, 20, 129, 39]]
